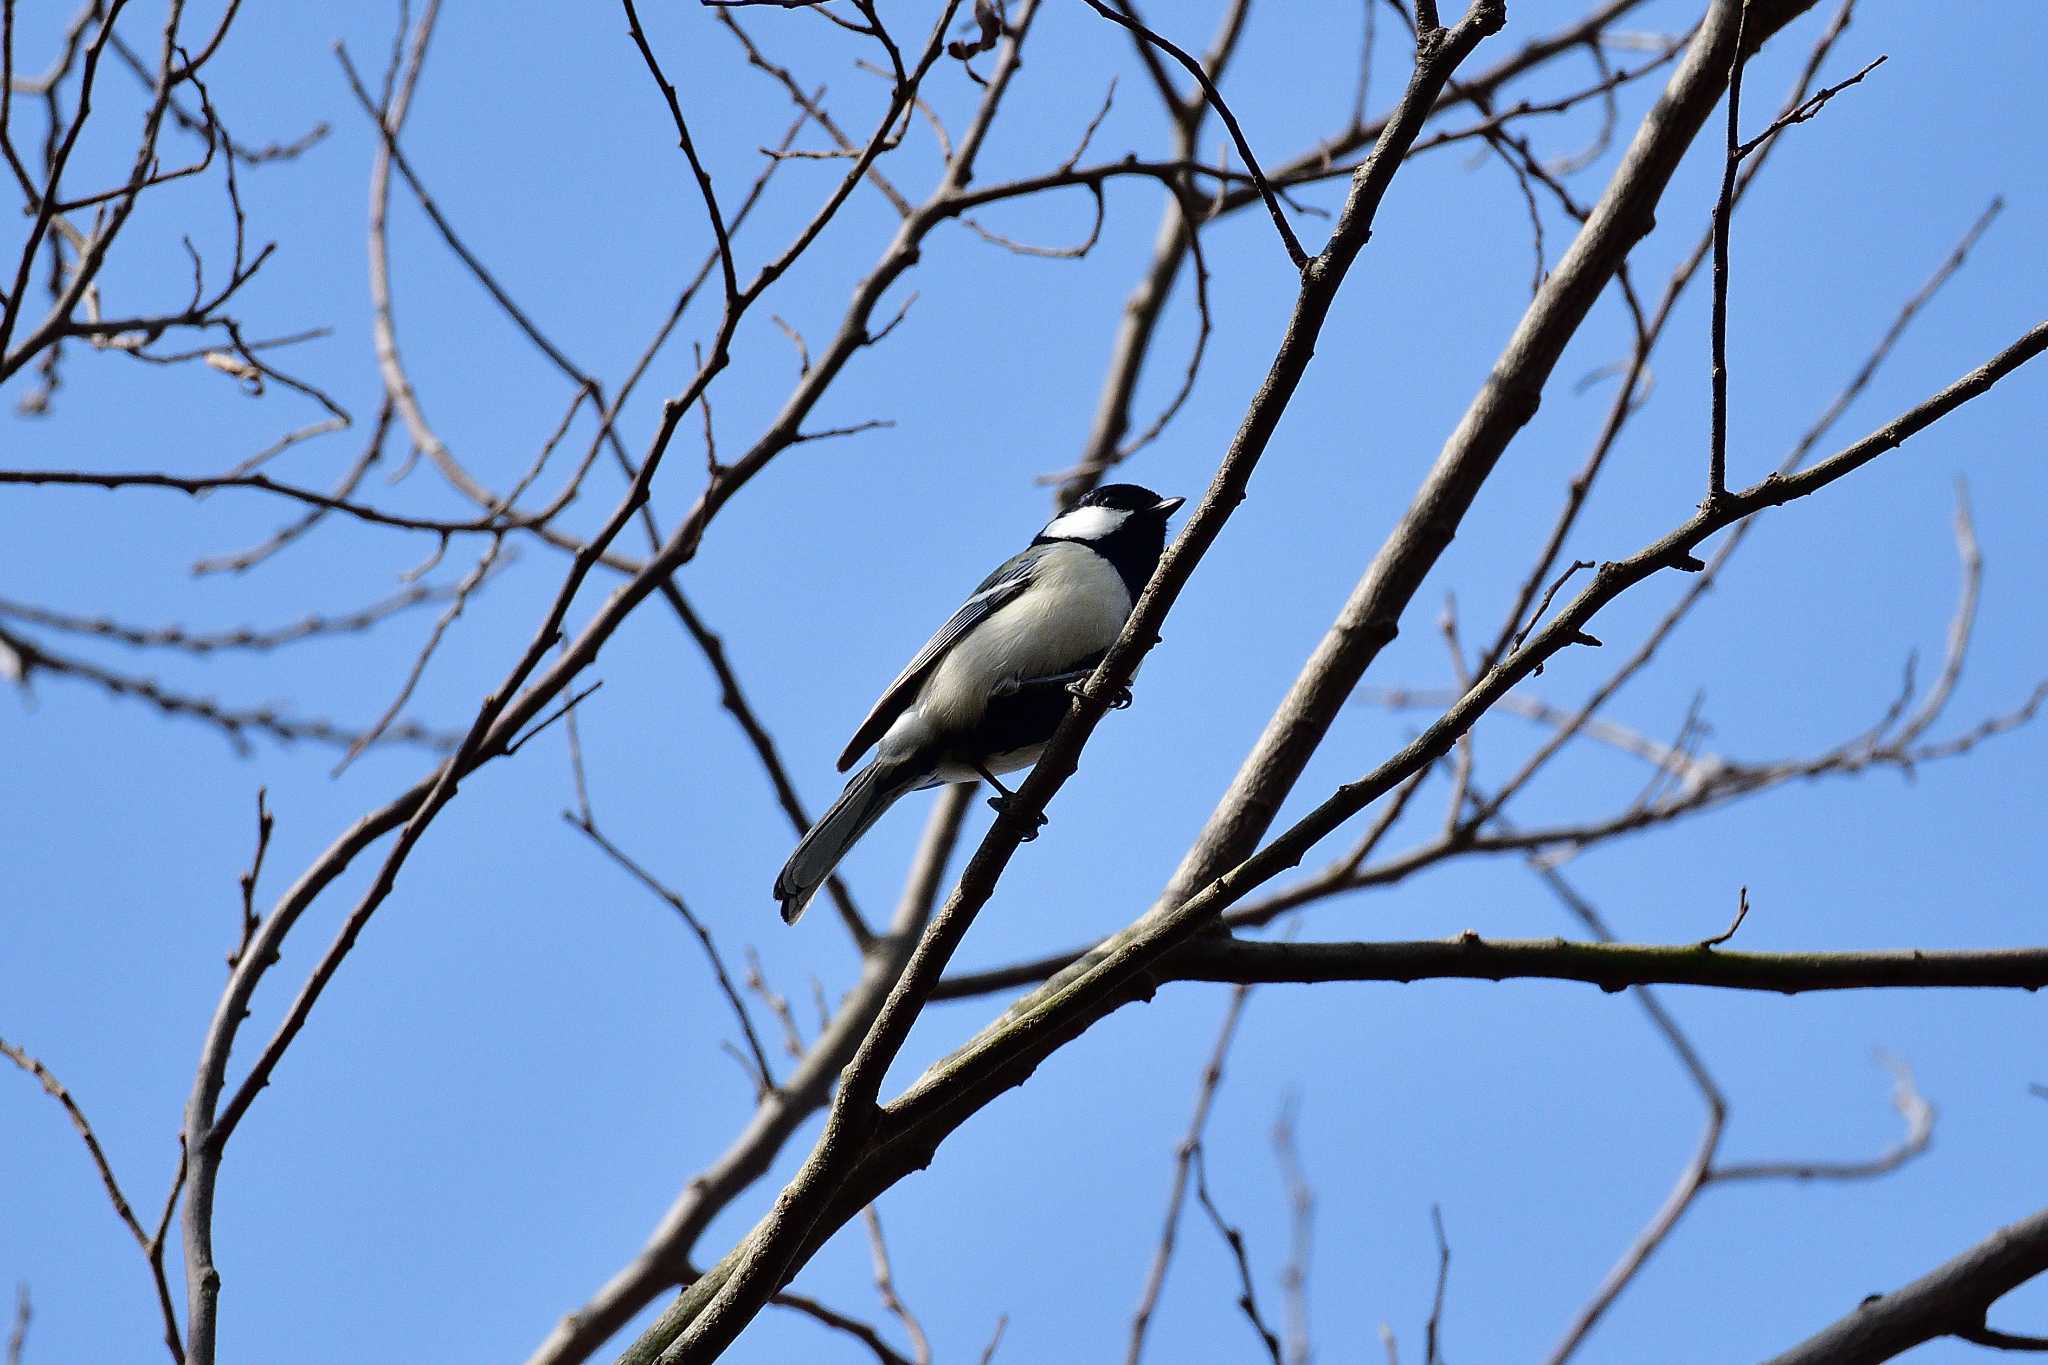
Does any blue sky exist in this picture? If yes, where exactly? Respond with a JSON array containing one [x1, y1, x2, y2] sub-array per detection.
[[3, 1, 2046, 1362]]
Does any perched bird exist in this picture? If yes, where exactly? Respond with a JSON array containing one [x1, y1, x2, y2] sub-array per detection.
[[774, 483, 1185, 924]]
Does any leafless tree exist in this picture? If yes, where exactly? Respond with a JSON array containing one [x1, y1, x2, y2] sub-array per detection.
[[4, 1, 2044, 1362]]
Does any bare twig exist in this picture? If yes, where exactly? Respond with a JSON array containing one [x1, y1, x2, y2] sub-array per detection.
[[768, 1290, 913, 1365], [0, 580, 454, 655], [1127, 985, 1251, 1364], [1513, 559, 1592, 653], [624, 1, 735, 307], [0, 1037, 184, 1360], [229, 789, 272, 970], [1190, 1144, 1283, 1365], [0, 466, 545, 536], [332, 534, 509, 773], [1272, 1097, 1314, 1365], [0, 625, 457, 755], [566, 814, 775, 1093], [1705, 0, 1749, 505], [745, 947, 807, 1062], [979, 1314, 1009, 1363], [1, 1039, 149, 1253], [1734, 52, 1884, 158], [1424, 1205, 1450, 1365], [661, 583, 873, 946], [860, 1206, 931, 1365], [1697, 886, 1749, 949], [1077, 0, 1307, 268], [1714, 1054, 1932, 1184]]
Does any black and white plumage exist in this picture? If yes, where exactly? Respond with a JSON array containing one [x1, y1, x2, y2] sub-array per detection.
[[774, 483, 1185, 924]]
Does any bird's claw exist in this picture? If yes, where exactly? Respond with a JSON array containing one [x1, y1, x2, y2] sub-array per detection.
[[1066, 678, 1133, 710], [986, 794, 1048, 841]]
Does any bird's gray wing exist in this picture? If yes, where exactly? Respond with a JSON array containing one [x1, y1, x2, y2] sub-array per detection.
[[835, 546, 1048, 771]]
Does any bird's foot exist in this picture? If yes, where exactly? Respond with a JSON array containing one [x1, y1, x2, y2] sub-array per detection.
[[986, 793, 1048, 840], [1066, 678, 1133, 710]]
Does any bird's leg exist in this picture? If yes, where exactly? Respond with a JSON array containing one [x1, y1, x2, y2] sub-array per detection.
[[970, 759, 1047, 840]]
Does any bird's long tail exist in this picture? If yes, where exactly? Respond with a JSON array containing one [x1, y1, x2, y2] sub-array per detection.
[[775, 758, 917, 924]]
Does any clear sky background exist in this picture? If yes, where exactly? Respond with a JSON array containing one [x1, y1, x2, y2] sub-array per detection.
[[4, 2, 2045, 1362]]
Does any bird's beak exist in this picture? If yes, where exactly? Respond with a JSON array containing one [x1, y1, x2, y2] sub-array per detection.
[[1154, 496, 1186, 517]]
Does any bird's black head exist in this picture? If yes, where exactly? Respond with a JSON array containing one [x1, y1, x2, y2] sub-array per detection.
[[1036, 483, 1185, 596], [1077, 483, 1180, 516]]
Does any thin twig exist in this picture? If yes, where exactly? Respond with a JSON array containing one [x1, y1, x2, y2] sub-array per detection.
[[0, 1039, 149, 1250], [1697, 886, 1749, 949], [860, 1206, 931, 1365], [229, 789, 272, 970], [1424, 1205, 1450, 1365], [1077, 0, 1307, 268], [1513, 559, 1591, 652], [0, 1037, 184, 1360], [0, 580, 454, 655], [6, 1286, 24, 1365], [661, 583, 873, 946], [1272, 1096, 1314, 1365], [568, 814, 775, 1093], [768, 1290, 914, 1365], [979, 1314, 1009, 1364], [1734, 53, 1884, 159], [1127, 985, 1252, 1364], [1705, 0, 1748, 504], [1189, 1144, 1283, 1365]]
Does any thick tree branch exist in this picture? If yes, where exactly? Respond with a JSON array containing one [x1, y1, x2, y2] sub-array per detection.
[[1169, 936, 2048, 994], [1762, 1207, 2048, 1365]]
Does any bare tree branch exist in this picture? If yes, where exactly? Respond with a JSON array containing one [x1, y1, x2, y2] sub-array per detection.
[[567, 814, 776, 1094], [1126, 986, 1252, 1365], [4, 1285, 21, 1365], [1762, 1206, 2048, 1365], [859, 1206, 930, 1365], [769, 1288, 915, 1365], [1, 1038, 183, 1361], [1168, 936, 2048, 995], [1078, 0, 1306, 268], [1189, 1143, 1283, 1364]]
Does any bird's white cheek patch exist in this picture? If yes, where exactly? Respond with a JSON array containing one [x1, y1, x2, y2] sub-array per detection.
[[1041, 505, 1127, 541]]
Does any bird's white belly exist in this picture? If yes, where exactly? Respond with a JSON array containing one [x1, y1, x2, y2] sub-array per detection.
[[915, 544, 1129, 734]]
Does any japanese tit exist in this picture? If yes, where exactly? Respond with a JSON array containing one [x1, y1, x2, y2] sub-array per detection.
[[774, 483, 1185, 924]]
